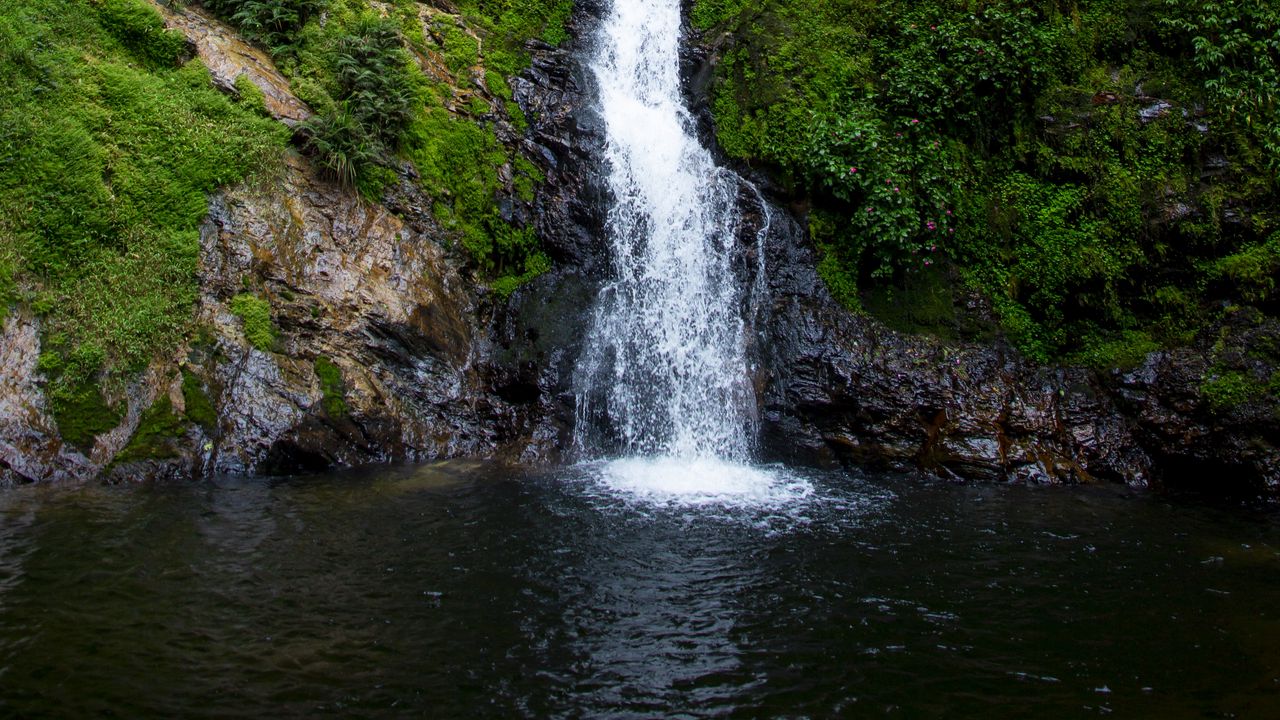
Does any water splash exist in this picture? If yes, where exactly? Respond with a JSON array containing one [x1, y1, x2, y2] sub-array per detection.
[[573, 0, 765, 466]]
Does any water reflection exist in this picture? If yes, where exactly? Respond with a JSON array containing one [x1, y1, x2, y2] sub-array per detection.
[[0, 466, 1275, 719]]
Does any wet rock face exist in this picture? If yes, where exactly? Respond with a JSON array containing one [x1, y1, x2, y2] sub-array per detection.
[[486, 3, 612, 459], [147, 1, 312, 126], [754, 215, 1153, 486], [748, 171, 1277, 498], [190, 154, 504, 476], [0, 313, 90, 485]]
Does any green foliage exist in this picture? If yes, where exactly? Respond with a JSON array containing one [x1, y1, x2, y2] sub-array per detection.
[[452, 0, 575, 75], [299, 15, 415, 187], [805, 109, 959, 277], [405, 107, 543, 277], [181, 370, 218, 431], [699, 0, 1280, 364], [234, 73, 269, 116], [0, 238, 18, 322], [49, 380, 124, 451], [1068, 330, 1161, 370], [313, 357, 348, 418], [332, 18, 414, 145], [97, 0, 188, 67], [204, 0, 325, 53], [0, 0, 286, 394], [304, 104, 381, 187], [242, 0, 552, 287], [1210, 232, 1280, 304], [809, 213, 861, 310], [490, 251, 551, 299], [1201, 369, 1272, 411], [1161, 0, 1280, 164], [862, 266, 961, 340], [39, 345, 123, 450], [229, 294, 276, 351], [114, 392, 186, 463]]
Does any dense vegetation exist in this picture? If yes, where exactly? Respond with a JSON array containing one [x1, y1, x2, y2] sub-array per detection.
[[694, 0, 1279, 367], [1, 0, 568, 446], [205, 0, 564, 285], [0, 0, 286, 441]]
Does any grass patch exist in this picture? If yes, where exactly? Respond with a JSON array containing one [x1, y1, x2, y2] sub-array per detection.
[[1, 0, 286, 397], [229, 294, 276, 351], [313, 357, 348, 418]]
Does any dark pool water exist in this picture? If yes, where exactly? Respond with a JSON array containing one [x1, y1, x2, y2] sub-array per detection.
[[1, 462, 1278, 718]]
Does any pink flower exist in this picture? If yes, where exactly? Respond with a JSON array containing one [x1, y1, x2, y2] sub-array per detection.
[[946, 209, 952, 216], [849, 167, 858, 173], [894, 187, 900, 193], [911, 119, 920, 125]]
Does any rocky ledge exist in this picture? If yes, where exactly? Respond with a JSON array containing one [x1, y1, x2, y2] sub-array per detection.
[[2, 1, 1276, 500]]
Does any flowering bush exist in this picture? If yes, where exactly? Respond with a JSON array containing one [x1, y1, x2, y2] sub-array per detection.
[[805, 109, 960, 277]]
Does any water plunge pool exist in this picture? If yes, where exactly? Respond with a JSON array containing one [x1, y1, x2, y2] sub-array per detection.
[[1, 462, 1277, 717]]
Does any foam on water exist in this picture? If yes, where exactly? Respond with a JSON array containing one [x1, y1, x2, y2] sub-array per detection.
[[571, 0, 790, 508], [596, 457, 815, 510]]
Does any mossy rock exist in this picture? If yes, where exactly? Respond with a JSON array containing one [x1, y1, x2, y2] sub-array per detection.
[[314, 357, 348, 419], [114, 392, 187, 464]]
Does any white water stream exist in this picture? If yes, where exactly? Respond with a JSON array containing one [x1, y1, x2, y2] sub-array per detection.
[[573, 0, 806, 504]]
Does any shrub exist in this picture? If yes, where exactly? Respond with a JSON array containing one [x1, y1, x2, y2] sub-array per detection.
[[1161, 0, 1280, 164], [299, 17, 414, 186], [203, 0, 325, 53], [805, 109, 960, 277]]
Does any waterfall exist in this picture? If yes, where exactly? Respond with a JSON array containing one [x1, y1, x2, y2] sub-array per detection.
[[573, 0, 765, 464]]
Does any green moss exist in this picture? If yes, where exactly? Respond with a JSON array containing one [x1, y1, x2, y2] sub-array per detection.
[[234, 73, 269, 116], [313, 356, 348, 418], [114, 392, 186, 464], [97, 0, 188, 68], [48, 375, 124, 451], [1, 0, 286, 395], [229, 294, 276, 352], [1201, 370, 1270, 412], [490, 251, 551, 299], [862, 266, 959, 340], [0, 238, 18, 323], [452, 0, 574, 76], [404, 107, 542, 278], [1069, 331, 1160, 371], [181, 370, 217, 431]]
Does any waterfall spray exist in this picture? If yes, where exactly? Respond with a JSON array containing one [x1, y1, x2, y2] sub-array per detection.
[[573, 0, 763, 463]]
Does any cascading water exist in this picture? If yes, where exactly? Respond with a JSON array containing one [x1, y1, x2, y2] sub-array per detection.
[[572, 0, 809, 505]]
